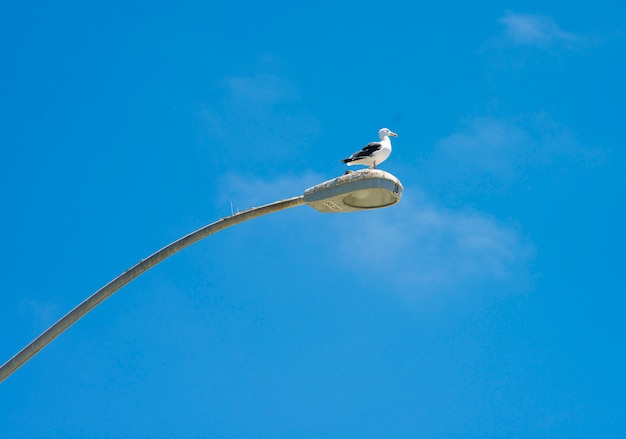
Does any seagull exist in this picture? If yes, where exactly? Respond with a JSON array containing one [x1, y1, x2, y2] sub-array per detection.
[[341, 128, 397, 169]]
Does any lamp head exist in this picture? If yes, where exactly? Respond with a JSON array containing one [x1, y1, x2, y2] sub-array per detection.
[[304, 170, 403, 213]]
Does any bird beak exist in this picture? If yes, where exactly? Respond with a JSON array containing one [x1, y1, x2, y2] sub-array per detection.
[[390, 132, 398, 137]]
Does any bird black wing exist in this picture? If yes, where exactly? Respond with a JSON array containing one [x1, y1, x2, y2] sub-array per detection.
[[350, 142, 382, 159]]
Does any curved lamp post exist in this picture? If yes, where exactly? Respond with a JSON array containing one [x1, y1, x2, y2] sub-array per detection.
[[0, 169, 403, 382]]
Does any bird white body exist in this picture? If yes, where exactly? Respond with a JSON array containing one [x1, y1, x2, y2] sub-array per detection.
[[345, 136, 392, 167], [341, 128, 397, 169]]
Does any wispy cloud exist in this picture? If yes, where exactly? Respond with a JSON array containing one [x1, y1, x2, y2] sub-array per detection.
[[19, 299, 61, 330], [200, 70, 301, 133], [498, 12, 582, 49], [217, 171, 327, 212], [333, 190, 535, 296], [437, 116, 531, 180], [221, 72, 299, 113], [219, 172, 535, 297], [199, 63, 320, 171], [428, 113, 604, 191]]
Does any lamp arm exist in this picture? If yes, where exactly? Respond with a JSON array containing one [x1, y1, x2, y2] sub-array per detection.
[[0, 195, 305, 383]]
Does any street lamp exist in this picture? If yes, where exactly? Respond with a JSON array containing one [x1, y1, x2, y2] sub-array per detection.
[[0, 169, 403, 382]]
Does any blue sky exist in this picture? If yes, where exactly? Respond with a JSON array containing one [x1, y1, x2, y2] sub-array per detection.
[[1, 1, 625, 437]]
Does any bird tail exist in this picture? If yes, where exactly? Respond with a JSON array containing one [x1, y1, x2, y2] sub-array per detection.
[[340, 157, 353, 164]]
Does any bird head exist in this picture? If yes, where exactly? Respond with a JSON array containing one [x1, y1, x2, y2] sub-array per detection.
[[379, 128, 398, 139]]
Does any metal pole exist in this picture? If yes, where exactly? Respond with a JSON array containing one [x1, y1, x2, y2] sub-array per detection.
[[0, 195, 305, 383]]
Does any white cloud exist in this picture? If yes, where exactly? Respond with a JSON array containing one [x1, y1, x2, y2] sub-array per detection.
[[498, 12, 581, 48], [222, 73, 299, 113], [333, 190, 535, 295], [19, 299, 61, 329], [437, 117, 531, 180], [199, 65, 320, 170], [429, 113, 604, 190], [200, 71, 300, 134], [218, 172, 535, 297], [217, 171, 327, 212], [211, 109, 602, 300]]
